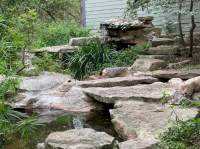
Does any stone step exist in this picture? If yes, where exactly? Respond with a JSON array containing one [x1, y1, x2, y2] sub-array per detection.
[[111, 101, 198, 148], [83, 82, 176, 104], [138, 55, 173, 61], [129, 58, 167, 72], [146, 45, 180, 55], [167, 59, 191, 69], [78, 76, 158, 88], [31, 45, 79, 53], [69, 36, 103, 46], [152, 68, 200, 80], [151, 37, 176, 47]]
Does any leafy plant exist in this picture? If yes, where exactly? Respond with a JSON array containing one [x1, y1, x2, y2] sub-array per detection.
[[69, 42, 145, 80], [0, 78, 19, 100], [32, 52, 62, 73], [16, 116, 44, 140], [157, 118, 200, 149], [110, 44, 147, 67], [69, 42, 112, 80], [33, 22, 91, 48]]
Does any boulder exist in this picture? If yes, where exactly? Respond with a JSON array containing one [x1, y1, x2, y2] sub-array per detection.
[[83, 82, 176, 104], [152, 69, 200, 80], [110, 101, 198, 145], [19, 72, 73, 91], [69, 36, 103, 46], [151, 37, 175, 47], [146, 45, 179, 55], [130, 58, 167, 71], [102, 67, 129, 78], [79, 76, 158, 88], [44, 128, 114, 149]]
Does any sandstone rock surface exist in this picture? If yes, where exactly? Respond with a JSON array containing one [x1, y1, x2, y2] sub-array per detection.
[[69, 36, 102, 46], [102, 67, 129, 78], [130, 58, 167, 72], [83, 82, 176, 104], [19, 72, 72, 91], [151, 38, 175, 47], [147, 45, 179, 55], [44, 128, 114, 149], [78, 76, 158, 88], [111, 101, 198, 148], [152, 69, 200, 80]]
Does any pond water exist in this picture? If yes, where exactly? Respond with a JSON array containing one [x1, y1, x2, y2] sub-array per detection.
[[3, 106, 120, 149]]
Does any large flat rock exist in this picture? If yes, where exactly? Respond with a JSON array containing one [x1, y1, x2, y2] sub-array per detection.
[[147, 45, 179, 55], [69, 36, 102, 46], [130, 58, 167, 71], [152, 69, 200, 80], [83, 82, 176, 104], [14, 87, 98, 113], [31, 45, 78, 53], [111, 101, 198, 148], [44, 128, 114, 149], [151, 38, 176, 47], [78, 76, 158, 88], [19, 72, 73, 91]]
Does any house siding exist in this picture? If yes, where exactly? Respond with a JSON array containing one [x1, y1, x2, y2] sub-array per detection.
[[85, 0, 127, 30], [84, 0, 200, 32]]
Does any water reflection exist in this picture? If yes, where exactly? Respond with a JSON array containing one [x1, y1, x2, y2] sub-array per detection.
[[3, 107, 119, 149]]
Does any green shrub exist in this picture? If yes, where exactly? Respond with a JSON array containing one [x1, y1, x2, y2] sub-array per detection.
[[69, 42, 112, 80], [32, 52, 62, 73], [69, 42, 145, 80], [110, 44, 148, 67], [32, 22, 91, 48], [16, 116, 44, 140], [0, 78, 19, 101], [157, 118, 200, 149]]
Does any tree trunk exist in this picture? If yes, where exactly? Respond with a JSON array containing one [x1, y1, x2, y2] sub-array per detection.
[[189, 0, 196, 57], [178, 0, 185, 46]]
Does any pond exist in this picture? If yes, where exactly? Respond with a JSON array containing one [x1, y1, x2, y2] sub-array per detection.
[[3, 106, 120, 149]]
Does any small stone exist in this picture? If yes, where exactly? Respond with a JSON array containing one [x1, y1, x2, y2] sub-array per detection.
[[37, 143, 45, 149], [102, 67, 129, 78]]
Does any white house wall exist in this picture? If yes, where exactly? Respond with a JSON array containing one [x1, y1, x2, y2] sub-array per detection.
[[85, 0, 200, 32]]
